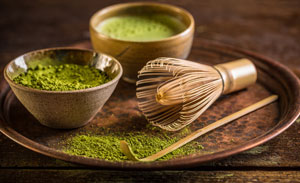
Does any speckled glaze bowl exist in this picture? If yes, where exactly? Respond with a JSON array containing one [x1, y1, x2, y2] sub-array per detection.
[[90, 2, 194, 83], [4, 48, 123, 129]]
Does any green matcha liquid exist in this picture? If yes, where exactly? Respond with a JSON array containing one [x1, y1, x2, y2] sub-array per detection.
[[96, 14, 186, 41]]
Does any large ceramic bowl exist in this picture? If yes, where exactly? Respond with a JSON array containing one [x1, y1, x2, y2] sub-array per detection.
[[4, 48, 123, 129], [90, 2, 194, 83]]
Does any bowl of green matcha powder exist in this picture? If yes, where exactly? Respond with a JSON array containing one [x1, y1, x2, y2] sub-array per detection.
[[4, 47, 123, 129]]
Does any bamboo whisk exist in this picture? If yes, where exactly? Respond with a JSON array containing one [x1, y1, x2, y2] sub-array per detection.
[[136, 57, 257, 131]]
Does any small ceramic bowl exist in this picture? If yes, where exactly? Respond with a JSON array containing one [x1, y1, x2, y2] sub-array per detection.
[[90, 2, 194, 83], [4, 48, 123, 129]]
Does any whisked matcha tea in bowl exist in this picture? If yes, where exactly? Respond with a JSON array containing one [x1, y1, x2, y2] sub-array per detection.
[[90, 2, 194, 83], [4, 48, 123, 129]]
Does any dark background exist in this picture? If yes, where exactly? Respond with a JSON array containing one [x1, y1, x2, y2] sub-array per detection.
[[0, 0, 300, 182]]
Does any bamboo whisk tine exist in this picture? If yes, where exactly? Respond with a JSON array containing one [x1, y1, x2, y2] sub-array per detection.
[[137, 57, 224, 131]]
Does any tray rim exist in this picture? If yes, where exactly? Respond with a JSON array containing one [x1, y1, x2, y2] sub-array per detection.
[[1, 40, 300, 170]]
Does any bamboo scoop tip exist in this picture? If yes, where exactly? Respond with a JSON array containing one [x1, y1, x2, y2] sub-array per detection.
[[120, 141, 154, 162], [120, 140, 140, 161]]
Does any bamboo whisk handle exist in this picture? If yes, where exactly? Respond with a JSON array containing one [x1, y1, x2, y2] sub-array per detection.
[[214, 59, 257, 94]]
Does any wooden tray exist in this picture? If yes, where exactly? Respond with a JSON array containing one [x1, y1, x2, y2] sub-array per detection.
[[0, 40, 299, 170]]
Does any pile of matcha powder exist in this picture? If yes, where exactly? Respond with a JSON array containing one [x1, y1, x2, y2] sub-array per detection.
[[13, 63, 111, 91], [63, 131, 204, 161]]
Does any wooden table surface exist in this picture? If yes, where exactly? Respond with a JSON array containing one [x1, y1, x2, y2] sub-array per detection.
[[1, 0, 300, 182]]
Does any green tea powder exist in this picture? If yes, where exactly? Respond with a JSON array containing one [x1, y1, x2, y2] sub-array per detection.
[[13, 64, 111, 91], [63, 132, 204, 161]]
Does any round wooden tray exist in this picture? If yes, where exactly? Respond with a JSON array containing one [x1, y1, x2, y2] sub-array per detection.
[[0, 40, 299, 170]]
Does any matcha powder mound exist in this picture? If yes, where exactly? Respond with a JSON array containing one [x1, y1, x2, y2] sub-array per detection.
[[63, 133, 204, 161], [13, 63, 111, 91]]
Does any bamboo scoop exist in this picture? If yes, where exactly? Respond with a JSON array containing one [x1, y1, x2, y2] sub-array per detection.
[[120, 95, 278, 161], [136, 58, 257, 131]]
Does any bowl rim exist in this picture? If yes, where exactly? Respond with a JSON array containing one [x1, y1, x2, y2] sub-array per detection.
[[89, 2, 195, 43], [3, 47, 123, 94]]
